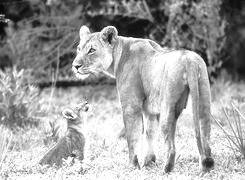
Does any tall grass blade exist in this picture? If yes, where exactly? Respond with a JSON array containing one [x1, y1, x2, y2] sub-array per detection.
[[232, 103, 245, 120], [211, 113, 240, 150], [214, 102, 245, 158], [216, 139, 239, 153], [231, 103, 245, 156], [0, 126, 12, 174], [222, 105, 241, 148], [232, 104, 244, 146], [231, 108, 243, 149]]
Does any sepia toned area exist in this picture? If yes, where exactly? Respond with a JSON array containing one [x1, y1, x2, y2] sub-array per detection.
[[0, 0, 245, 179]]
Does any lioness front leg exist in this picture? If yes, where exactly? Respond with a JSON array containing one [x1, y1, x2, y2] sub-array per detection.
[[122, 103, 144, 168]]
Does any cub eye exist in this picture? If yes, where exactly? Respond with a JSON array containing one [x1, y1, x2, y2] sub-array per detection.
[[77, 46, 81, 52], [88, 48, 96, 54]]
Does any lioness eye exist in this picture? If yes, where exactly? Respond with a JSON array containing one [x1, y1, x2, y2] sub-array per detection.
[[88, 48, 96, 54]]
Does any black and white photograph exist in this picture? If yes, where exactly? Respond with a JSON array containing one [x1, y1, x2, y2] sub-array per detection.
[[0, 0, 245, 179]]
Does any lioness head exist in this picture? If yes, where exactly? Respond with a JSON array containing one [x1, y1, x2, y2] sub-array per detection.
[[72, 25, 118, 79]]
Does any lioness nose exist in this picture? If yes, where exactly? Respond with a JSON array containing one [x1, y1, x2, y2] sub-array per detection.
[[73, 62, 82, 70]]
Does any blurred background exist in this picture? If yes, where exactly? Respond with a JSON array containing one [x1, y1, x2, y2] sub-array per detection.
[[1, 0, 245, 179], [0, 0, 244, 83]]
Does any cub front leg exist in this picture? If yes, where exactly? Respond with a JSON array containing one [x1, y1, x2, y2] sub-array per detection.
[[121, 103, 145, 168]]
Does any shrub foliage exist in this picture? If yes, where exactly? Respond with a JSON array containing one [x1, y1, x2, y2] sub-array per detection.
[[0, 67, 42, 129]]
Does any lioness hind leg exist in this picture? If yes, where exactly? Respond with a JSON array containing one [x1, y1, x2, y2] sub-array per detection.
[[199, 98, 214, 171], [161, 87, 188, 173], [161, 107, 177, 173], [144, 113, 159, 166]]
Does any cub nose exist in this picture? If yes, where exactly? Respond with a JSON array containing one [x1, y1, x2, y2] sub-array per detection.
[[73, 62, 82, 70]]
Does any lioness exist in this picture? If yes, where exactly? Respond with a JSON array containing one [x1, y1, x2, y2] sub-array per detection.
[[72, 25, 214, 172], [40, 101, 90, 166]]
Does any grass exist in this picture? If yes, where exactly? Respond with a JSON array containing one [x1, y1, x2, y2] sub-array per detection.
[[1, 80, 245, 180], [212, 103, 245, 159], [0, 126, 12, 174]]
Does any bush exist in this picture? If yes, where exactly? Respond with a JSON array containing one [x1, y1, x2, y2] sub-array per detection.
[[0, 67, 42, 129], [159, 0, 226, 78], [1, 0, 226, 81], [2, 0, 87, 82]]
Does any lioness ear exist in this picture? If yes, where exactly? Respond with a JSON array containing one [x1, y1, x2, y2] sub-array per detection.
[[62, 108, 78, 120], [79, 25, 90, 39], [100, 26, 118, 46]]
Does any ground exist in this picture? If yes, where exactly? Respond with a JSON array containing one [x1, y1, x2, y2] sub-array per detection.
[[1, 79, 245, 180]]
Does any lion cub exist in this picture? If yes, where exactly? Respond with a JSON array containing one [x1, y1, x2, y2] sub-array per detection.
[[39, 101, 91, 167]]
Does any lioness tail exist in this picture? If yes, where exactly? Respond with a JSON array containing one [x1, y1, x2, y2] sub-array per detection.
[[187, 62, 202, 155]]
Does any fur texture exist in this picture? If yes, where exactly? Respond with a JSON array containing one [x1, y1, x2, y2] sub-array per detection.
[[39, 102, 90, 167], [72, 26, 214, 172]]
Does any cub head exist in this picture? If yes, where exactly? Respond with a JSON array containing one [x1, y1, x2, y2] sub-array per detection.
[[72, 25, 118, 79], [61, 101, 91, 126]]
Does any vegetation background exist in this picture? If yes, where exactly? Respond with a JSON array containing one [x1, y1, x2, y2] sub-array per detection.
[[0, 0, 245, 179]]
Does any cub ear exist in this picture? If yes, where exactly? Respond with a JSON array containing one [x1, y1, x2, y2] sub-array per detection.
[[82, 101, 92, 112], [75, 101, 91, 112], [79, 25, 90, 39], [100, 26, 118, 46], [62, 108, 78, 120]]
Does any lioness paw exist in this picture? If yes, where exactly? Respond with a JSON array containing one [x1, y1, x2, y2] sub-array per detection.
[[144, 154, 156, 167]]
